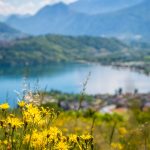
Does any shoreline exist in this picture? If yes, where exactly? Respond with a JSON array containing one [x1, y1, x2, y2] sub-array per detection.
[[78, 60, 150, 75]]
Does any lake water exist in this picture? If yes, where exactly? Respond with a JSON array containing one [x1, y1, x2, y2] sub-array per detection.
[[0, 63, 150, 106]]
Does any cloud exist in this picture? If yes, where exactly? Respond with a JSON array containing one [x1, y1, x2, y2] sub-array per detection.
[[0, 0, 77, 15]]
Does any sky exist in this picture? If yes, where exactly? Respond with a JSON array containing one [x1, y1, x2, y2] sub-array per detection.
[[0, 0, 77, 15]]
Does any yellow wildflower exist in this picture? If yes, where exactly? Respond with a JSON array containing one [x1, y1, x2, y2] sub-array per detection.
[[24, 127, 63, 149], [48, 127, 62, 142], [80, 134, 93, 141], [69, 134, 77, 143], [41, 107, 50, 116], [3, 140, 8, 145], [24, 130, 47, 149], [54, 141, 70, 150], [111, 143, 123, 150], [18, 101, 26, 108], [23, 104, 41, 124], [0, 103, 9, 110], [6, 116, 23, 129], [118, 127, 127, 136]]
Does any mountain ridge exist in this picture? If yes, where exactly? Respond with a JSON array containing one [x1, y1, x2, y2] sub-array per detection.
[[5, 0, 150, 41], [0, 22, 25, 41]]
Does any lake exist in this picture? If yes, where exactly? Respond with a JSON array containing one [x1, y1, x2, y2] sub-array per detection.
[[0, 63, 150, 106]]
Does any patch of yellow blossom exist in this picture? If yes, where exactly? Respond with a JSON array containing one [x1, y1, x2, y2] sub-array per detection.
[[0, 102, 94, 150], [18, 101, 26, 108], [69, 134, 78, 143], [0, 103, 10, 110], [6, 115, 23, 129], [24, 130, 48, 149], [48, 127, 63, 142], [80, 134, 93, 141], [118, 127, 127, 136], [54, 141, 70, 150], [3, 140, 8, 145], [22, 103, 42, 124], [111, 143, 123, 150], [24, 127, 69, 149]]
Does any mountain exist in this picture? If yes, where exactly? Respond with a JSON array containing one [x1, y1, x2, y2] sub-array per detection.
[[0, 22, 25, 41], [70, 0, 144, 15], [0, 34, 129, 66], [6, 0, 150, 40], [98, 0, 150, 40], [0, 22, 17, 34], [6, 3, 80, 35]]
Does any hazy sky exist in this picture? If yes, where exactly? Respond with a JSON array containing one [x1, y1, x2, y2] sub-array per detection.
[[0, 0, 77, 15]]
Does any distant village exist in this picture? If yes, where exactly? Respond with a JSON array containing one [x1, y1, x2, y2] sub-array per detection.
[[41, 90, 150, 114]]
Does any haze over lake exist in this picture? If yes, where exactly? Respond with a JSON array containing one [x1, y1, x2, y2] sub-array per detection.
[[0, 63, 150, 106]]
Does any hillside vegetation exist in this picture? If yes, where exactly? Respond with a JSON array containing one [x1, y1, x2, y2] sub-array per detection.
[[0, 35, 128, 66]]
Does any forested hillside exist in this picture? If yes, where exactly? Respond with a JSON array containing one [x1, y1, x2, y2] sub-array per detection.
[[0, 35, 128, 66]]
